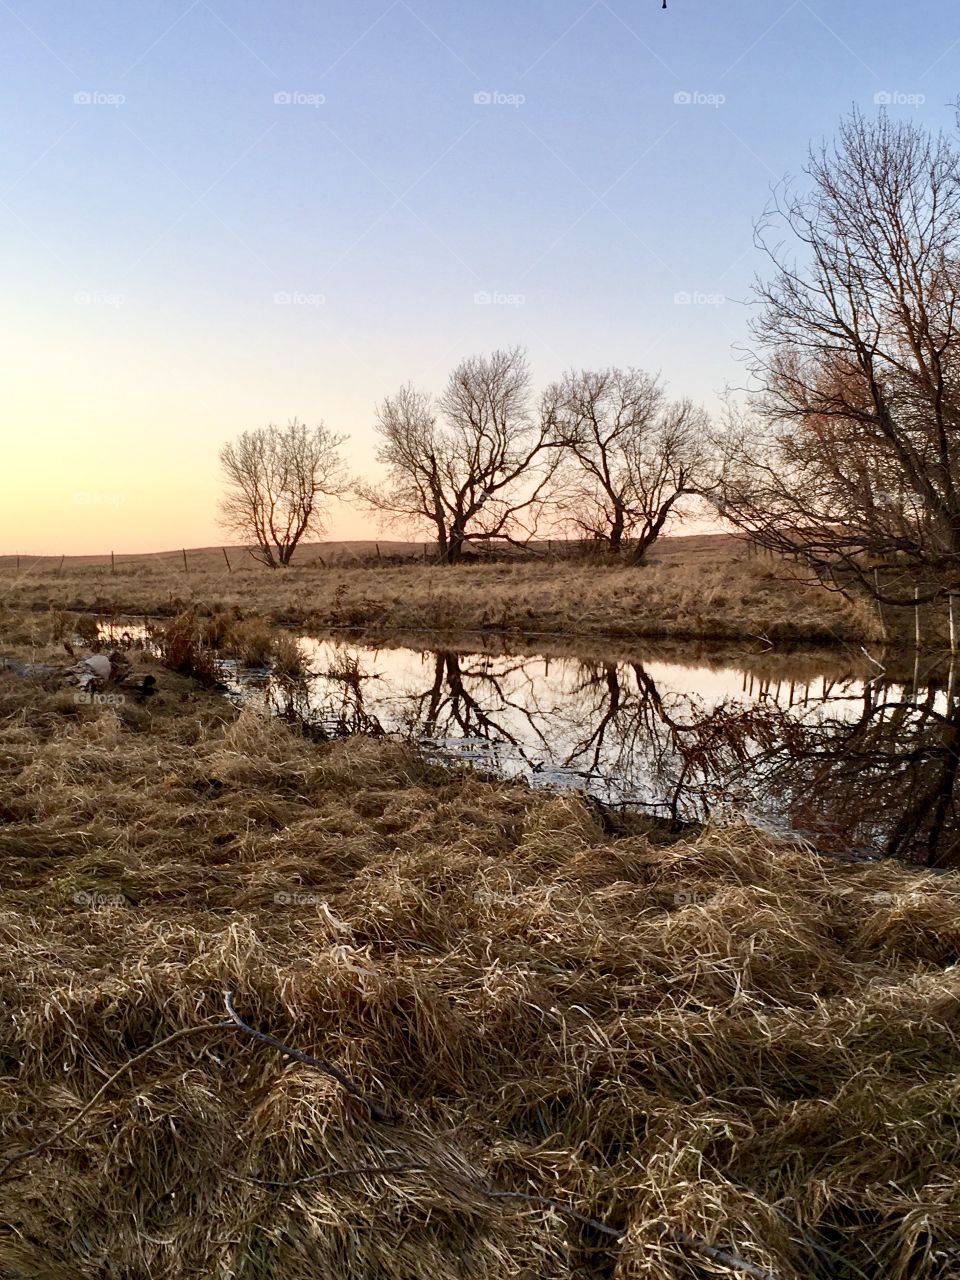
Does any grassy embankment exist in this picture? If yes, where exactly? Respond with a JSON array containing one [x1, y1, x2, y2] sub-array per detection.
[[1, 534, 886, 649], [1, 613, 959, 1279]]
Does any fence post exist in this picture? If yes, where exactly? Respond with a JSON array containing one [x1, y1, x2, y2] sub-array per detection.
[[110, 551, 115, 575], [58, 554, 64, 575], [182, 548, 189, 573], [222, 547, 232, 572]]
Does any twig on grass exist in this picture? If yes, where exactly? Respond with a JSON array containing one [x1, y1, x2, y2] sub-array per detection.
[[223, 990, 398, 1125], [2, 1001, 779, 1280], [469, 1184, 625, 1239], [0, 1019, 236, 1184], [228, 1162, 428, 1188], [657, 1222, 779, 1279]]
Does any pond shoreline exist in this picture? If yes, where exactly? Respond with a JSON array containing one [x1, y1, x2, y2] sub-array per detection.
[[8, 542, 894, 649], [128, 622, 951, 867], [86, 607, 945, 690]]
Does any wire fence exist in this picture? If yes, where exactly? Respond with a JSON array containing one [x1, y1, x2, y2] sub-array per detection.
[[0, 538, 653, 574]]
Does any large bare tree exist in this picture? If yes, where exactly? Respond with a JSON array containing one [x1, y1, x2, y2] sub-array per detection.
[[219, 419, 347, 567], [720, 108, 960, 605], [543, 367, 711, 562], [360, 347, 559, 563]]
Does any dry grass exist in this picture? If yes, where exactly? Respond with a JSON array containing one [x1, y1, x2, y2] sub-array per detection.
[[1, 628, 959, 1279], [0, 534, 883, 648]]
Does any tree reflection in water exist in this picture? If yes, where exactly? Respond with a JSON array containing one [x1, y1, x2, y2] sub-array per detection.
[[742, 679, 960, 868], [242, 640, 960, 868]]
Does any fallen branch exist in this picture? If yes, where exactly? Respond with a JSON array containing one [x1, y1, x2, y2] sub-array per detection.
[[719, 1171, 844, 1279], [223, 991, 398, 1125], [233, 1158, 624, 1239], [470, 1183, 624, 1239], [658, 1222, 779, 1280], [1, 1001, 777, 1279], [230, 1162, 427, 1188], [0, 1019, 235, 1184]]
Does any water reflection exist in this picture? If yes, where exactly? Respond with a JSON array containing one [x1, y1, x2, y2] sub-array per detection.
[[92, 619, 957, 865], [231, 638, 959, 868], [742, 682, 960, 867]]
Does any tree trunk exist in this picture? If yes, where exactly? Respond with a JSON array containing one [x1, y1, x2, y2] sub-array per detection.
[[434, 520, 449, 563], [610, 506, 625, 554], [446, 523, 466, 564], [627, 495, 681, 566]]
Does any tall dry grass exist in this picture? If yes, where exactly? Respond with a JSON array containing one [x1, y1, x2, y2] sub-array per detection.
[[0, 534, 885, 648], [0, 648, 958, 1278]]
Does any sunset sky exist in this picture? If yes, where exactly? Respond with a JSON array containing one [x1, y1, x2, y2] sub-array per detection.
[[2, 0, 957, 554]]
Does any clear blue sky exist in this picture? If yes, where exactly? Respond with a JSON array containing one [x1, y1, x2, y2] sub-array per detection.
[[2, 0, 958, 551]]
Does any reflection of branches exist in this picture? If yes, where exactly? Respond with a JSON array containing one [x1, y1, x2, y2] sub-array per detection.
[[561, 665, 622, 775], [730, 683, 960, 866], [266, 668, 384, 739], [548, 660, 771, 821], [412, 653, 553, 765], [429, 653, 960, 864], [281, 642, 960, 866]]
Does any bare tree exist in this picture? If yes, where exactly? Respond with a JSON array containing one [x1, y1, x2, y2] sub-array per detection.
[[720, 108, 960, 605], [359, 347, 559, 563], [543, 368, 711, 563], [219, 420, 347, 568]]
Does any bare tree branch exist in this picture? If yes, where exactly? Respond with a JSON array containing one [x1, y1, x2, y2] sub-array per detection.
[[358, 348, 561, 563], [719, 109, 960, 607], [223, 991, 398, 1124], [543, 368, 712, 563], [219, 420, 348, 568]]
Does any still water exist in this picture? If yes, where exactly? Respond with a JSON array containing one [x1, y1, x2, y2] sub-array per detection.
[[220, 636, 959, 868]]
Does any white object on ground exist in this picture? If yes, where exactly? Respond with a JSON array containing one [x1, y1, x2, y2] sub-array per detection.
[[77, 654, 112, 689]]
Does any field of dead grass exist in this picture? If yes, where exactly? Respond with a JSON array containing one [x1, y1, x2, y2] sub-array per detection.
[[0, 535, 883, 648], [1, 625, 959, 1279]]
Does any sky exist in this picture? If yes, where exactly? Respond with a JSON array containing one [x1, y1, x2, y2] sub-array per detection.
[[1, 0, 958, 555]]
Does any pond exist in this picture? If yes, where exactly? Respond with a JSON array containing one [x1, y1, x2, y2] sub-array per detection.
[[218, 635, 959, 868], [94, 620, 959, 867]]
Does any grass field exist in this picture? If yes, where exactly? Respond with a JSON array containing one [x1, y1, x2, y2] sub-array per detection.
[[0, 534, 886, 649], [1, 631, 959, 1279], [0, 543, 951, 1279]]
